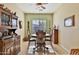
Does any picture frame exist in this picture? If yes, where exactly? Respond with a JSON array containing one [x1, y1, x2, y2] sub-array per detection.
[[64, 15, 75, 27]]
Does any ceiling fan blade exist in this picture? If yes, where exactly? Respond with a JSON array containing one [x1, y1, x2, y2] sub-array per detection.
[[36, 3, 48, 5], [42, 3, 48, 4], [41, 6, 46, 9], [36, 3, 42, 5]]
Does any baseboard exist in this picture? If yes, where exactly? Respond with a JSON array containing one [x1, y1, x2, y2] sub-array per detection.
[[59, 44, 69, 54]]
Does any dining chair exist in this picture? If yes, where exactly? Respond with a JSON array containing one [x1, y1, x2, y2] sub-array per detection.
[[70, 49, 79, 55]]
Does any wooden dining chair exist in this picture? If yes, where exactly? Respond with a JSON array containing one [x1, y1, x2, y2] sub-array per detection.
[[70, 49, 79, 55]]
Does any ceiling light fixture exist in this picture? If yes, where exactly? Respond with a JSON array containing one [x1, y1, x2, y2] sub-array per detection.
[[36, 3, 48, 11]]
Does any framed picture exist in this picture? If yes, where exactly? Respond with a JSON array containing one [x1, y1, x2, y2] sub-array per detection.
[[64, 15, 75, 27]]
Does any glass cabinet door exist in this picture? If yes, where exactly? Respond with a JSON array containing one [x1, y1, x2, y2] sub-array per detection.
[[1, 13, 10, 26]]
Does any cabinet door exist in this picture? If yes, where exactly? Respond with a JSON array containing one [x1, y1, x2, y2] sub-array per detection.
[[1, 13, 10, 26], [5, 46, 14, 55], [5, 48, 10, 55], [54, 29, 58, 44], [10, 46, 14, 55]]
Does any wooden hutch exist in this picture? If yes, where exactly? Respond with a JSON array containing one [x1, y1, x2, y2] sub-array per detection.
[[0, 4, 20, 55]]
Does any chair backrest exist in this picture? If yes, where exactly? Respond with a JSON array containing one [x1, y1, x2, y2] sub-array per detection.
[[36, 30, 46, 43], [70, 49, 79, 55]]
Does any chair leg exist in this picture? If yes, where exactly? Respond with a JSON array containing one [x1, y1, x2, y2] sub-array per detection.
[[33, 48, 35, 54], [43, 44, 49, 54], [33, 45, 39, 54], [47, 47, 49, 54], [33, 43, 49, 54], [43, 44, 46, 54]]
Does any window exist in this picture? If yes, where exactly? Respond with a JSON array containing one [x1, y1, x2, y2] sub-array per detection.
[[32, 19, 46, 34]]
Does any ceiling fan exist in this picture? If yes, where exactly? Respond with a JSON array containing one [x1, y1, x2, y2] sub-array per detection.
[[36, 3, 48, 9]]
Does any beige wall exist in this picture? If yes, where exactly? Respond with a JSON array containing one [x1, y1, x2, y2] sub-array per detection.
[[24, 13, 53, 34], [3, 3, 25, 52], [53, 3, 79, 52]]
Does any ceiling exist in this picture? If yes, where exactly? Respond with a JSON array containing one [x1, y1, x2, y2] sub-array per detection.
[[16, 3, 62, 13]]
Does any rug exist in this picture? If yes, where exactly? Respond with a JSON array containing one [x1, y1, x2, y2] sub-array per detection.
[[27, 41, 56, 55]]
